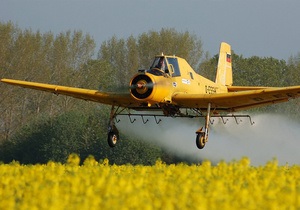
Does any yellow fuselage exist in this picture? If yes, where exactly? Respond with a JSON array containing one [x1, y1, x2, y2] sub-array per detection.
[[130, 55, 228, 106]]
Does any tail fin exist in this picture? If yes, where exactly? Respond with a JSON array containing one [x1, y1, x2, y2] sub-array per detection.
[[215, 42, 233, 86]]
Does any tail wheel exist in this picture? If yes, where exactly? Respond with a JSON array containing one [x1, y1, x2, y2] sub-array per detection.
[[108, 132, 119, 148], [196, 133, 206, 149]]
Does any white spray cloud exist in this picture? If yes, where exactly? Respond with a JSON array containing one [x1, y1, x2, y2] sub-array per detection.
[[116, 113, 300, 166]]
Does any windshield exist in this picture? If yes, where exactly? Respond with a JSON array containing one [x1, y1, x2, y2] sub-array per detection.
[[151, 57, 167, 71], [147, 57, 168, 76]]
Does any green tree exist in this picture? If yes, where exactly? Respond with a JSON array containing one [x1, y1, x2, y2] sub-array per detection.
[[198, 53, 218, 81], [199, 53, 300, 115], [0, 22, 96, 142], [0, 108, 164, 165], [97, 28, 204, 88], [280, 54, 300, 119], [2, 22, 300, 164], [137, 28, 203, 69], [232, 55, 287, 87], [286, 53, 300, 85]]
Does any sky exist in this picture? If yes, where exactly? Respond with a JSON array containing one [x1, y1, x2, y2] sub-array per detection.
[[1, 0, 300, 60]]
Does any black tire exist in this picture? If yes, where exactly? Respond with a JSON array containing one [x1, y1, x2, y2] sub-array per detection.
[[107, 132, 119, 148], [196, 133, 206, 149]]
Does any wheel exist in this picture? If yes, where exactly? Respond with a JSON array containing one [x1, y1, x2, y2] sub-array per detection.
[[107, 132, 119, 148], [196, 133, 206, 149]]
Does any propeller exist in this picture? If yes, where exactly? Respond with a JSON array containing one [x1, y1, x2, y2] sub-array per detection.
[[98, 81, 154, 93], [98, 72, 170, 100], [130, 74, 154, 99], [129, 81, 154, 89]]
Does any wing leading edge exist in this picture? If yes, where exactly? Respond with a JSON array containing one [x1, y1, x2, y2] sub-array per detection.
[[172, 86, 300, 112], [1, 78, 136, 107], [3, 78, 300, 112]]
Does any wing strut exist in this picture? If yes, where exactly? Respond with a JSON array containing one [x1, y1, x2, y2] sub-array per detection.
[[195, 103, 211, 149]]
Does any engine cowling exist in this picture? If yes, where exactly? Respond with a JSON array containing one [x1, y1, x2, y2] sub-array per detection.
[[130, 73, 172, 104]]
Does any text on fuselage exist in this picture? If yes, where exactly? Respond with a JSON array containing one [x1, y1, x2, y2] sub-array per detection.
[[205, 85, 217, 94]]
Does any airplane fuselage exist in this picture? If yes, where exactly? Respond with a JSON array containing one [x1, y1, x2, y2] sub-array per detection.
[[129, 55, 228, 107]]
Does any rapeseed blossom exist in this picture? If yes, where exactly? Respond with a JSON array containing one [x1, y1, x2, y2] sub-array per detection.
[[0, 156, 299, 209]]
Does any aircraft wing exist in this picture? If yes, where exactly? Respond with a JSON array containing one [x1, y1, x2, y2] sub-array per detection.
[[172, 86, 300, 112], [1, 78, 137, 107], [227, 86, 271, 91]]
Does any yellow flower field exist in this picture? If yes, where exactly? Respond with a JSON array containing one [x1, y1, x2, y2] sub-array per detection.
[[0, 155, 299, 210]]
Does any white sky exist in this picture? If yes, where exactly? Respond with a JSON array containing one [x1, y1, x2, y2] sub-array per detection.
[[1, 0, 300, 60]]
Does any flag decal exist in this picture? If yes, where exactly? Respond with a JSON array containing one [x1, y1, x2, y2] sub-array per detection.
[[226, 53, 231, 63]]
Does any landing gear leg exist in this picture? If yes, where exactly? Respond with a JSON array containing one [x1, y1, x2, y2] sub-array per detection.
[[107, 105, 119, 148], [196, 103, 211, 149]]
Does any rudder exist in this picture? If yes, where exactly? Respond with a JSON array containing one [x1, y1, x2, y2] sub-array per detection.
[[215, 42, 233, 86]]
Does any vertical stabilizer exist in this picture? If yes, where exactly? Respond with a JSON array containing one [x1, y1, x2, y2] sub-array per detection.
[[215, 42, 233, 86]]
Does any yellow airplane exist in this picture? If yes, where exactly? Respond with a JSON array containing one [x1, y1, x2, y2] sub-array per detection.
[[2, 42, 300, 149]]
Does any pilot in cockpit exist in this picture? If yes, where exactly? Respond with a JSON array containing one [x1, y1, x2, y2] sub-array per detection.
[[148, 57, 170, 76], [154, 57, 169, 74], [155, 57, 165, 70]]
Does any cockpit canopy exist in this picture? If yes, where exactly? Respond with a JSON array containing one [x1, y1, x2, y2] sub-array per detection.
[[147, 56, 181, 77]]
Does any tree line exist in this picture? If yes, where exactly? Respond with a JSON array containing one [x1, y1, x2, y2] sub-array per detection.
[[0, 22, 299, 164]]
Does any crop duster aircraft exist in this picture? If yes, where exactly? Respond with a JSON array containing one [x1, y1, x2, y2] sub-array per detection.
[[2, 42, 300, 149]]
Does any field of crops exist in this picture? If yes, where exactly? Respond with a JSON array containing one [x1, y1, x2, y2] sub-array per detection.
[[0, 154, 299, 209]]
